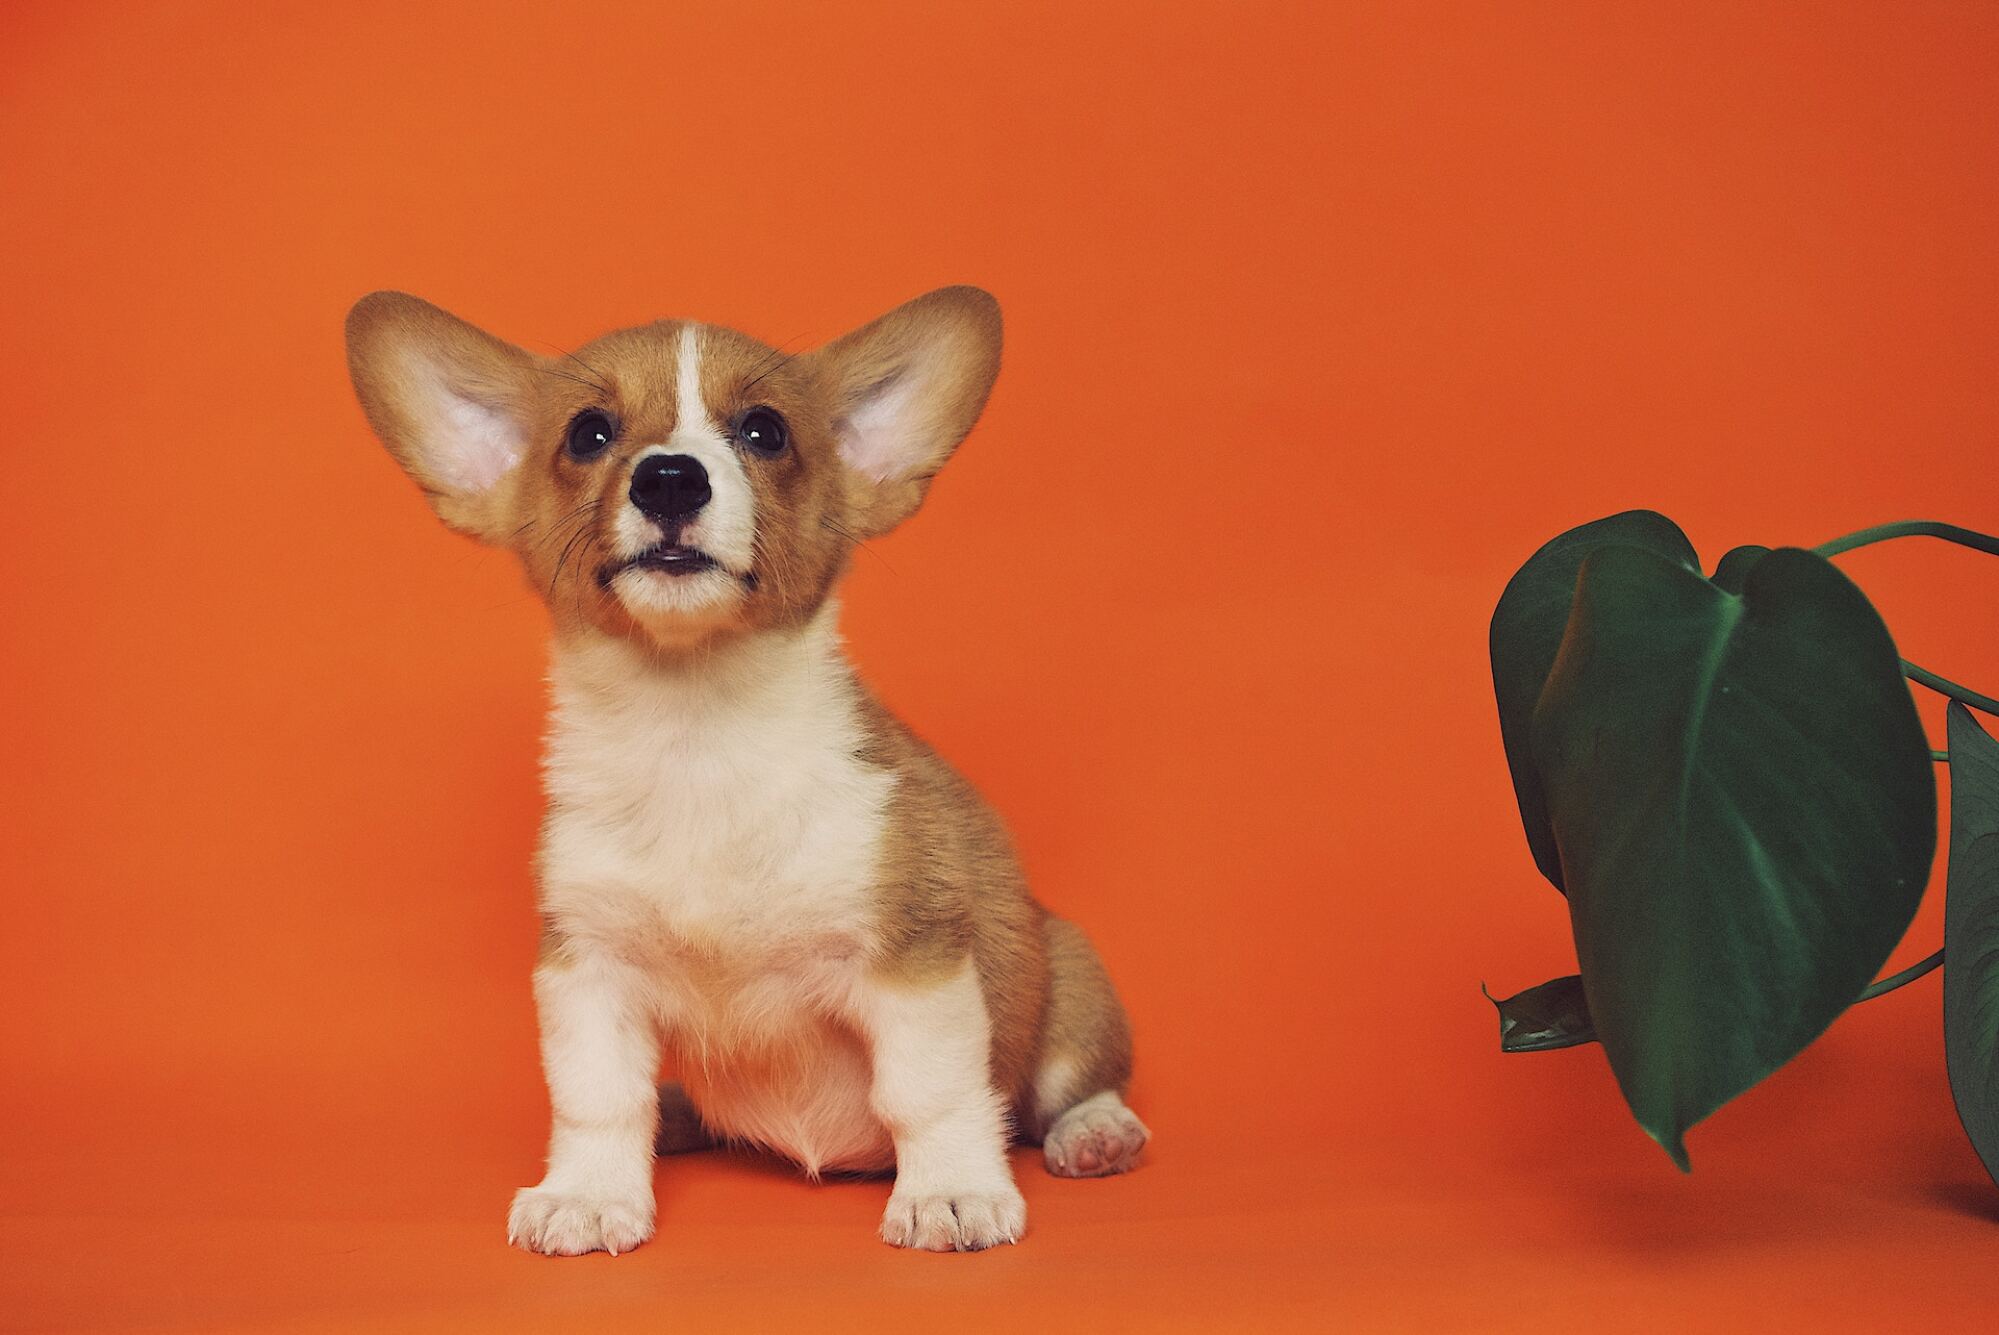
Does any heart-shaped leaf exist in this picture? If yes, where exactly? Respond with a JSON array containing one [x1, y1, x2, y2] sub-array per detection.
[[1487, 975, 1594, 1052], [1944, 701, 1999, 1187], [1532, 545, 1936, 1168], [1490, 511, 1700, 892]]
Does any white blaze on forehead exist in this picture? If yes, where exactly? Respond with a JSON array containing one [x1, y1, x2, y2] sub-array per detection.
[[676, 321, 713, 435]]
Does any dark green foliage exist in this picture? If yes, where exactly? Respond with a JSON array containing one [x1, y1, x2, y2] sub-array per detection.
[[1487, 512, 1973, 1177], [1533, 544, 1935, 1167]]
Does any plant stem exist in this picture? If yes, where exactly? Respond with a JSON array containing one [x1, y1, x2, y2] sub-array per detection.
[[1810, 522, 1999, 712], [1905, 661, 1999, 717], [1814, 519, 1999, 560], [1858, 949, 1944, 1002]]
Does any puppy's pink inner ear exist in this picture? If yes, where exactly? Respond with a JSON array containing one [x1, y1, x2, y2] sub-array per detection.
[[838, 373, 927, 482], [418, 373, 526, 493]]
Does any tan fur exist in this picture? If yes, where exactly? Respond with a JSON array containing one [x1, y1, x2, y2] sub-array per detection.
[[1026, 915, 1136, 1138], [345, 287, 1144, 1254], [853, 694, 1050, 1107]]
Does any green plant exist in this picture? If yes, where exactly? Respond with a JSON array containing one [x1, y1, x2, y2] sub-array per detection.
[[1485, 514, 1999, 1180]]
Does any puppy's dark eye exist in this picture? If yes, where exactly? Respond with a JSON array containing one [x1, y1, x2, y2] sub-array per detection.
[[565, 409, 617, 461], [738, 407, 788, 457]]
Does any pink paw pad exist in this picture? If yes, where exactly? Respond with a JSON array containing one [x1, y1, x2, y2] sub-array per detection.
[[1043, 1096, 1150, 1179]]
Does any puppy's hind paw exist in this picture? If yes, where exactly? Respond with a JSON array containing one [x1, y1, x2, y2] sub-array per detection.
[[508, 1185, 655, 1257], [1044, 1091, 1149, 1178]]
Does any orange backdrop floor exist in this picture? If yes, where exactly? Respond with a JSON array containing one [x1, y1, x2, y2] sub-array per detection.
[[6, 1, 1999, 1330], [9, 1091, 1999, 1331]]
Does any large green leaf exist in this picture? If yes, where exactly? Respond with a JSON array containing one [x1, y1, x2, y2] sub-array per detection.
[[1944, 701, 1999, 1187], [1490, 511, 1700, 892], [1532, 545, 1937, 1168]]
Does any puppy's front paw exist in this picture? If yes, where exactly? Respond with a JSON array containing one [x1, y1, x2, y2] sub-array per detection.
[[508, 1185, 655, 1257], [880, 1185, 1026, 1252]]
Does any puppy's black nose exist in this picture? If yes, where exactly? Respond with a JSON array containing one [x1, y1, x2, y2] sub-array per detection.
[[629, 454, 711, 521]]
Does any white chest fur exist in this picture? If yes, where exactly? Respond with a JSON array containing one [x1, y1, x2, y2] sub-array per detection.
[[538, 614, 895, 1044], [535, 615, 903, 1171]]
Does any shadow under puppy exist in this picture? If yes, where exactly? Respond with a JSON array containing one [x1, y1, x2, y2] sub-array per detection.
[[344, 287, 1148, 1255]]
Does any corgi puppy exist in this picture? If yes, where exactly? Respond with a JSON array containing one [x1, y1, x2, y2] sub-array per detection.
[[344, 287, 1148, 1255]]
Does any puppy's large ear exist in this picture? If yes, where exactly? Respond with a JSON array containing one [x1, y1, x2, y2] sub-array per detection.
[[344, 292, 539, 542], [809, 286, 1002, 537]]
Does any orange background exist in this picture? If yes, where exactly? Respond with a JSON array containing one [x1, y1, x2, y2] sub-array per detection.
[[5, 2, 1999, 1330]]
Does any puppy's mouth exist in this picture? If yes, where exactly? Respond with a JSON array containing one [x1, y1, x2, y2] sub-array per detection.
[[597, 544, 721, 586]]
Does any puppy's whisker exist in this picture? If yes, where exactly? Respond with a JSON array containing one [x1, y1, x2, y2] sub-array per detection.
[[532, 343, 614, 395], [536, 365, 611, 396], [821, 516, 893, 573], [535, 499, 605, 555], [739, 339, 803, 396], [561, 347, 613, 391], [551, 520, 598, 596]]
